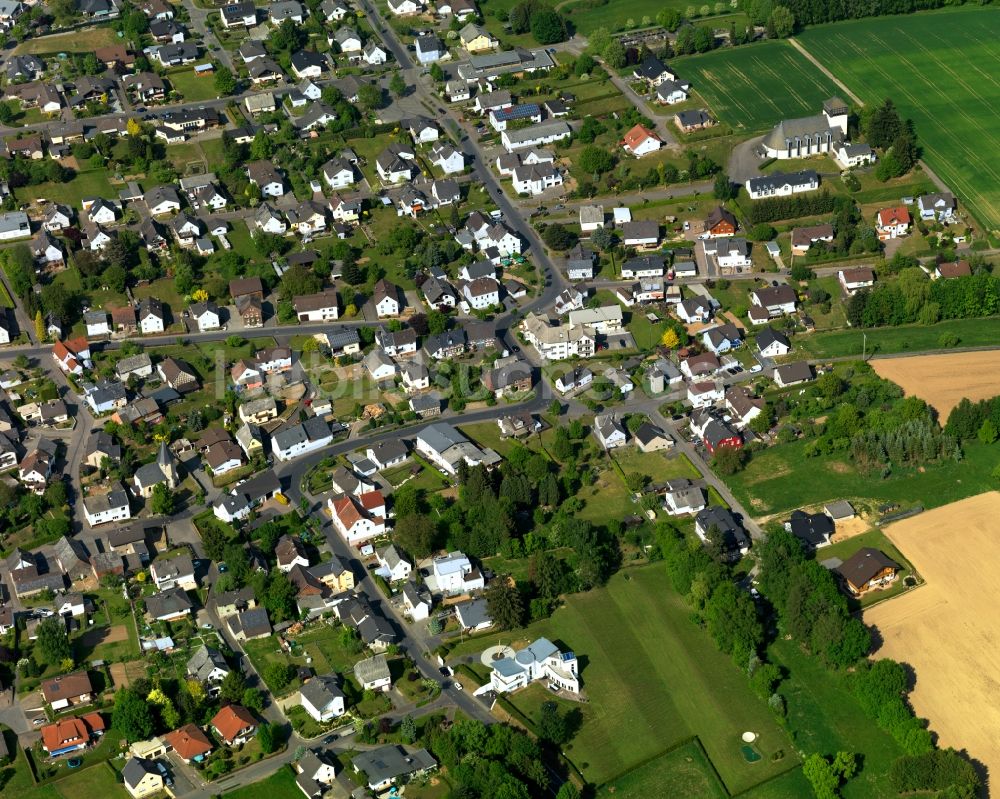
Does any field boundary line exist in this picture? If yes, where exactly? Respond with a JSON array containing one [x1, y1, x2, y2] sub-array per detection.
[[787, 38, 865, 106]]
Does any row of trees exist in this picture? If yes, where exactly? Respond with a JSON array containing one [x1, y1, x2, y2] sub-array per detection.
[[862, 99, 919, 181], [745, 191, 846, 224], [846, 268, 1000, 329], [776, 0, 955, 28]]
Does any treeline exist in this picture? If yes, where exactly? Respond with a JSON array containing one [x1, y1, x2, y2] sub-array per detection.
[[847, 268, 1000, 328], [798, 368, 958, 476], [888, 749, 980, 797], [657, 524, 785, 713], [745, 191, 848, 225], [851, 418, 960, 477], [945, 394, 1000, 441], [777, 0, 975, 27], [758, 529, 870, 668]]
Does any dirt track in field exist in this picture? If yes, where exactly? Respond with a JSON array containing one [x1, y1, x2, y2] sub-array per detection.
[[865, 492, 1000, 782], [872, 351, 1000, 421]]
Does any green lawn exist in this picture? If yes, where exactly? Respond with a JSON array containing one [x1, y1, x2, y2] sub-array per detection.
[[598, 740, 727, 799], [798, 315, 1000, 358], [15, 169, 117, 207], [447, 565, 797, 793], [223, 765, 302, 799], [550, 0, 735, 34], [13, 26, 119, 55], [796, 7, 1000, 232], [676, 40, 844, 133], [166, 68, 221, 103], [611, 447, 701, 483], [726, 435, 999, 517], [767, 638, 903, 799], [53, 764, 126, 799]]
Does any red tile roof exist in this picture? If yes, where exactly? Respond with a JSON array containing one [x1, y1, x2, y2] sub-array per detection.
[[877, 206, 910, 227], [210, 705, 256, 744], [165, 724, 214, 760], [622, 124, 659, 150]]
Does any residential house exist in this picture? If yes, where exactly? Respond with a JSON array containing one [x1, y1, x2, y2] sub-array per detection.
[[164, 724, 213, 764], [746, 170, 819, 200], [122, 758, 164, 798], [189, 302, 222, 331], [484, 638, 579, 695], [272, 417, 333, 461], [785, 509, 834, 549], [354, 654, 392, 692], [621, 124, 662, 157], [455, 597, 492, 632], [756, 326, 791, 357], [663, 479, 706, 515], [300, 674, 346, 721], [352, 747, 438, 793], [704, 206, 737, 237], [694, 506, 750, 558], [42, 671, 94, 711], [917, 192, 956, 222], [876, 206, 911, 240], [773, 361, 813, 388], [791, 223, 834, 256], [621, 220, 659, 248], [246, 160, 285, 197], [675, 109, 714, 132], [725, 386, 764, 429], [415, 33, 444, 65], [838, 266, 876, 294], [836, 548, 900, 595], [211, 705, 256, 747], [376, 544, 411, 582], [227, 607, 272, 641], [593, 413, 627, 449], [41, 713, 105, 757]]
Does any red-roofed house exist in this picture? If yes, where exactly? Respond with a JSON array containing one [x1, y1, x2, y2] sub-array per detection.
[[329, 494, 386, 546], [876, 206, 911, 240], [165, 724, 213, 763], [41, 712, 105, 756], [211, 705, 257, 746], [359, 490, 386, 518], [621, 124, 662, 158], [52, 337, 93, 375]]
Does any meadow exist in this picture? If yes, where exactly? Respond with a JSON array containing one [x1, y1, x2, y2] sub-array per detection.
[[796, 7, 1000, 231], [725, 435, 1000, 517], [796, 315, 1000, 359], [447, 565, 798, 793], [676, 41, 843, 133]]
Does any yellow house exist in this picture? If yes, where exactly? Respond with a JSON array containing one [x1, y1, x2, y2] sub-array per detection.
[[122, 757, 165, 799], [460, 23, 496, 53]]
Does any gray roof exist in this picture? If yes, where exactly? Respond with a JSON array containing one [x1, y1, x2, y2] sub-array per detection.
[[300, 673, 344, 709], [454, 597, 491, 628], [353, 653, 390, 685], [229, 606, 271, 637], [762, 112, 843, 152], [123, 757, 160, 790], [352, 745, 437, 786], [187, 644, 229, 681], [747, 170, 817, 194], [146, 586, 194, 618]]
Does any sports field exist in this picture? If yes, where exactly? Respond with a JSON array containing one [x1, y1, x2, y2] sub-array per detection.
[[796, 7, 1000, 231], [448, 566, 797, 792], [677, 41, 843, 132], [866, 493, 1000, 783]]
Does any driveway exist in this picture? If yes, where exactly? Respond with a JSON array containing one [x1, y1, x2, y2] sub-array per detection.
[[727, 135, 766, 183]]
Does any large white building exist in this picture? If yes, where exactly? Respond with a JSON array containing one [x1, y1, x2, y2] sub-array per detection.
[[520, 312, 595, 362], [760, 98, 849, 160], [476, 637, 580, 696]]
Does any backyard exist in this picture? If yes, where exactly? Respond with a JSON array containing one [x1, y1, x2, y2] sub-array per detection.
[[446, 565, 797, 793]]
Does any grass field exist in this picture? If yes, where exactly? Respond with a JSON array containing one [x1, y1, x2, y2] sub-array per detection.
[[166, 68, 221, 102], [597, 741, 727, 799], [871, 350, 1000, 421], [447, 565, 797, 792], [797, 315, 1000, 359], [13, 26, 119, 55], [223, 765, 300, 799], [796, 7, 1000, 232], [726, 434, 1000, 517], [676, 41, 843, 133], [866, 493, 1000, 784], [14, 168, 117, 207], [767, 638, 904, 799]]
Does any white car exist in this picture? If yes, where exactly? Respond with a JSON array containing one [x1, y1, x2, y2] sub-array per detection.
[[749, 364, 763, 373], [452, 681, 463, 691]]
